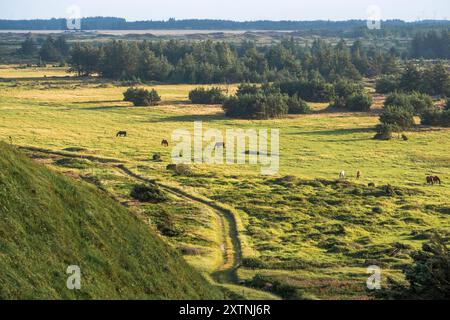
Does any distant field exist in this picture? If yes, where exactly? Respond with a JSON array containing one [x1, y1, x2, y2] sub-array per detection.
[[1, 66, 449, 299]]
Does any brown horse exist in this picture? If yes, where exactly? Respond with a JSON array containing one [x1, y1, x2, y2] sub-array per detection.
[[161, 139, 169, 147], [432, 176, 442, 185], [427, 176, 442, 185]]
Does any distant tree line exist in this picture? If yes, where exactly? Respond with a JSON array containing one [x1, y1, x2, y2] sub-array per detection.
[[18, 35, 71, 64], [64, 38, 400, 84], [376, 62, 450, 97], [410, 30, 450, 59], [1, 17, 449, 36]]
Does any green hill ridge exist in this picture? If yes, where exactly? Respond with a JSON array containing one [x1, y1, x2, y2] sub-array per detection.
[[0, 142, 222, 299]]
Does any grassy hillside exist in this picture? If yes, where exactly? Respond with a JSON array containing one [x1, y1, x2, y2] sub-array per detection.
[[0, 142, 223, 299]]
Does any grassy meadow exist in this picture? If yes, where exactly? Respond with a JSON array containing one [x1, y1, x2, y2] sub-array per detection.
[[1, 66, 449, 299]]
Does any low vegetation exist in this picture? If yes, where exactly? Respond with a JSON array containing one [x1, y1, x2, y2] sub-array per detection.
[[189, 87, 226, 104], [123, 87, 161, 106]]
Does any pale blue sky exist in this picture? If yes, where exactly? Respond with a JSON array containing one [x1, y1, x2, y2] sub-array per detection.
[[0, 0, 448, 21]]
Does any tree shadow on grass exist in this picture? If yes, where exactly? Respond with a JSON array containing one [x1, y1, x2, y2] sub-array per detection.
[[147, 113, 226, 123], [290, 127, 375, 136], [80, 105, 128, 111]]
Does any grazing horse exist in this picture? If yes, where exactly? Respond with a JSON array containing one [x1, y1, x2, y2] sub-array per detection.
[[356, 170, 362, 179], [427, 176, 442, 185], [161, 139, 169, 147], [339, 171, 346, 180], [116, 131, 127, 137], [432, 176, 442, 185], [214, 142, 226, 150]]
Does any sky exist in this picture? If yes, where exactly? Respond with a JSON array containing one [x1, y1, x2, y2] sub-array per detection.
[[0, 0, 448, 22]]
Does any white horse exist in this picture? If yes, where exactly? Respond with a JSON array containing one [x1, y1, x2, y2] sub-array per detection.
[[339, 171, 346, 179]]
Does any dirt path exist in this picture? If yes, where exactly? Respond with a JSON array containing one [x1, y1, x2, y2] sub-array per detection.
[[116, 164, 242, 284]]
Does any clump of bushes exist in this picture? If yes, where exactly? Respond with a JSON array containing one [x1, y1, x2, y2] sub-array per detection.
[[276, 79, 334, 102], [167, 164, 194, 176], [377, 234, 450, 299], [123, 87, 161, 106], [376, 75, 400, 94], [384, 92, 433, 116], [329, 81, 372, 111], [152, 153, 162, 162], [379, 105, 415, 130], [222, 84, 289, 119], [374, 124, 393, 140], [421, 108, 450, 127], [188, 87, 226, 104], [287, 95, 311, 114], [130, 183, 167, 203]]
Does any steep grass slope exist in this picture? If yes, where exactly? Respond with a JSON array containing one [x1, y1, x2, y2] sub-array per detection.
[[0, 142, 223, 299]]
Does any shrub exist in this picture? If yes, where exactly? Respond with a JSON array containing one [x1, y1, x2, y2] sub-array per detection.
[[188, 87, 226, 104], [373, 123, 394, 140], [385, 92, 433, 116], [152, 153, 162, 162], [287, 95, 311, 114], [376, 75, 400, 94], [379, 105, 415, 130], [346, 92, 373, 111], [378, 234, 450, 299], [329, 81, 371, 111], [223, 91, 289, 119], [130, 184, 167, 203], [123, 87, 161, 106], [276, 79, 334, 102], [421, 109, 450, 127], [174, 164, 194, 176]]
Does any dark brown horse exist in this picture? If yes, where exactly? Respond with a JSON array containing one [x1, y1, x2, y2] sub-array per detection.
[[427, 176, 442, 185], [432, 176, 442, 185], [161, 139, 169, 147]]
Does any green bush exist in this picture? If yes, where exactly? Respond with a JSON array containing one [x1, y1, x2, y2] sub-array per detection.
[[346, 92, 373, 111], [378, 234, 450, 299], [329, 81, 371, 111], [123, 87, 161, 106], [188, 87, 226, 104], [130, 184, 167, 203], [379, 105, 415, 130], [276, 79, 334, 102], [373, 123, 394, 140], [287, 95, 311, 114], [421, 109, 450, 127], [385, 92, 433, 116], [376, 75, 400, 94], [174, 164, 194, 176], [223, 88, 289, 119]]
